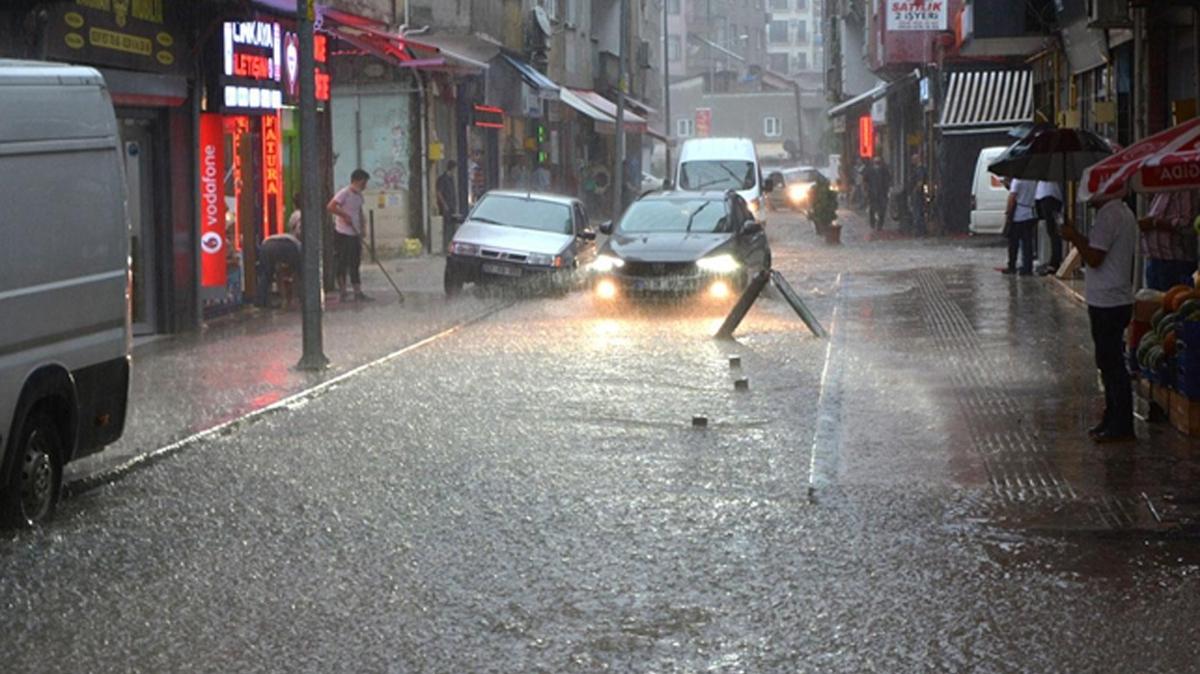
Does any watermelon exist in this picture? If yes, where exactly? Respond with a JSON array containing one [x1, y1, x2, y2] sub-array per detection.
[[1151, 308, 1167, 330]]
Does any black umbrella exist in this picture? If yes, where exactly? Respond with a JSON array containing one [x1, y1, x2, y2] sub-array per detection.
[[988, 127, 1115, 184]]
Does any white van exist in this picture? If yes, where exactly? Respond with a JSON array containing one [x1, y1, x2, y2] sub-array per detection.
[[0, 60, 131, 527], [970, 146, 1011, 235], [675, 137, 773, 223]]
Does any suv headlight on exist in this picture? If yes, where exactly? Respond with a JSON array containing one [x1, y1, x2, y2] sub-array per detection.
[[527, 253, 564, 267], [696, 254, 740, 273], [590, 254, 625, 272], [449, 241, 480, 256]]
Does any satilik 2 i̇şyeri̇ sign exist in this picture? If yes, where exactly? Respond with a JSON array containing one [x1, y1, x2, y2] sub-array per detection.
[[888, 1, 947, 31]]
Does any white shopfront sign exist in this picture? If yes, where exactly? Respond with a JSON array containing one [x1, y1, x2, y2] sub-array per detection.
[[887, 1, 948, 31]]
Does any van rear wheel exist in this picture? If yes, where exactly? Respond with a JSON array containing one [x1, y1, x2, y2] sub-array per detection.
[[1, 411, 63, 529]]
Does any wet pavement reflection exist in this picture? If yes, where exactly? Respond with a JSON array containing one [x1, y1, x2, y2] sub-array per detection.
[[3, 210, 1199, 671]]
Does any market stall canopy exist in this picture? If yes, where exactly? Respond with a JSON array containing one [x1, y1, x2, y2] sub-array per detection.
[[1081, 118, 1200, 201], [938, 70, 1033, 135], [989, 127, 1114, 183]]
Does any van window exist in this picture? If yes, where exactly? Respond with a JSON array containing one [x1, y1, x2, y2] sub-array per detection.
[[679, 160, 755, 191]]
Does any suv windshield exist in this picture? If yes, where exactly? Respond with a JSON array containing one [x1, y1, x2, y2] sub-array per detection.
[[678, 160, 755, 191], [617, 199, 731, 234], [469, 194, 572, 235]]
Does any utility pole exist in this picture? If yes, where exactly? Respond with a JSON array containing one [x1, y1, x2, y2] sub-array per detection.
[[663, 0, 672, 182], [297, 0, 328, 371], [612, 0, 629, 219]]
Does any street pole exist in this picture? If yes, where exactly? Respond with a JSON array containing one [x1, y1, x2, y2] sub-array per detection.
[[297, 0, 329, 371], [663, 0, 672, 183], [612, 0, 629, 219]]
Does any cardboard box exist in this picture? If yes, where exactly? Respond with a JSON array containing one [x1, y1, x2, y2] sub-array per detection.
[[1154, 383, 1172, 411], [1170, 390, 1200, 436]]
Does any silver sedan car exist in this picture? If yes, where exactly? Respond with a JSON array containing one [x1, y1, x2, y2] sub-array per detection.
[[444, 191, 598, 295]]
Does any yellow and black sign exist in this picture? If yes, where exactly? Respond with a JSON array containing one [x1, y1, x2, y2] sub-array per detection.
[[45, 0, 186, 74]]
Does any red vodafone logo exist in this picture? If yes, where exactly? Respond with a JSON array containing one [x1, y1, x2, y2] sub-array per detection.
[[201, 231, 223, 255]]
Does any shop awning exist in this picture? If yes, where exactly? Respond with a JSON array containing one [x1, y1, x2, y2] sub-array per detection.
[[571, 89, 647, 133], [406, 32, 499, 72], [827, 83, 886, 118], [559, 88, 611, 123], [320, 9, 485, 73], [938, 70, 1033, 134], [558, 88, 666, 141], [501, 54, 559, 100]]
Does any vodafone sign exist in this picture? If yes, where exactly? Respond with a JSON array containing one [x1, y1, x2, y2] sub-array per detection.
[[198, 114, 227, 288]]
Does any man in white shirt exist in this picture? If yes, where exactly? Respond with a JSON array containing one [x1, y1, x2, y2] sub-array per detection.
[[326, 168, 371, 301], [1035, 181, 1064, 274], [1002, 178, 1040, 275], [1061, 191, 1137, 443]]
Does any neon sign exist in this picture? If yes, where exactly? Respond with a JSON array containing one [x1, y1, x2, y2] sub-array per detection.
[[474, 104, 504, 129], [261, 112, 284, 236], [858, 115, 874, 158], [217, 19, 328, 113]]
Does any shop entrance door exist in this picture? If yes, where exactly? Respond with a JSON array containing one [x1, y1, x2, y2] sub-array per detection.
[[120, 117, 159, 335]]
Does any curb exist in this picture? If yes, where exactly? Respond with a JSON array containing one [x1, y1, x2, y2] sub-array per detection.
[[64, 301, 513, 497]]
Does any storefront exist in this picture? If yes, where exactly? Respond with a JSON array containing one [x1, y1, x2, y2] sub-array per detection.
[[198, 14, 331, 315], [31, 0, 194, 334]]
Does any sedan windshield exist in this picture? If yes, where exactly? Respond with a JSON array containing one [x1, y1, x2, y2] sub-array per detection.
[[678, 160, 755, 191], [617, 199, 731, 234], [469, 195, 572, 235]]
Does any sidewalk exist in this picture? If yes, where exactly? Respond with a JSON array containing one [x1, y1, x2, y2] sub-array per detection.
[[65, 255, 507, 484], [793, 207, 1200, 533]]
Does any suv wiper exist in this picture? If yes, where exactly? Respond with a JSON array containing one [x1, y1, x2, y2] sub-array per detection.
[[685, 201, 712, 233]]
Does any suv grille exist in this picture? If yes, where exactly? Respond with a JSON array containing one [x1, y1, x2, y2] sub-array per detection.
[[620, 261, 697, 277]]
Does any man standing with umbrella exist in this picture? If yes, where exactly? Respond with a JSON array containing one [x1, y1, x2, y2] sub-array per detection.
[[1060, 190, 1137, 443], [1002, 178, 1039, 275]]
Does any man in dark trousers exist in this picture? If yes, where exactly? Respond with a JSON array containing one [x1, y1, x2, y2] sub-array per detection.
[[326, 168, 371, 301], [1061, 189, 1137, 443], [863, 157, 891, 231], [255, 230, 302, 309], [1036, 181, 1064, 274]]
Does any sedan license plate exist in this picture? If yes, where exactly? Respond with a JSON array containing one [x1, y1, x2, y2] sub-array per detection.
[[633, 277, 673, 291], [482, 263, 521, 278]]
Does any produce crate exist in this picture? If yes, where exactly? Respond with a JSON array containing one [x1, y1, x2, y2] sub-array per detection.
[[1170, 390, 1200, 436]]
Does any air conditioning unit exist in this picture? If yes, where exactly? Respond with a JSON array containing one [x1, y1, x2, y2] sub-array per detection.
[[1088, 0, 1131, 28]]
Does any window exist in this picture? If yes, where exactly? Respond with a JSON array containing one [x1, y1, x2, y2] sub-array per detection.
[[668, 35, 682, 61], [796, 0, 807, 8], [677, 118, 695, 137], [795, 20, 808, 44], [769, 53, 789, 73], [794, 51, 808, 71], [668, 0, 681, 14], [764, 116, 782, 137], [768, 20, 788, 43], [769, 0, 789, 9]]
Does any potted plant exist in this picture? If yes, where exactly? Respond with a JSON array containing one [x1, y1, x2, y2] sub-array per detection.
[[807, 174, 840, 244]]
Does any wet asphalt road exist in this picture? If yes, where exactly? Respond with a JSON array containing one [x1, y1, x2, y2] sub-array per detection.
[[3, 211, 1200, 672]]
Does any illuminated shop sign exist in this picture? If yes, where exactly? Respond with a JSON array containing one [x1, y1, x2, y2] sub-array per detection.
[[858, 115, 874, 158], [261, 112, 285, 236], [216, 19, 328, 113], [473, 104, 505, 129], [198, 114, 227, 287]]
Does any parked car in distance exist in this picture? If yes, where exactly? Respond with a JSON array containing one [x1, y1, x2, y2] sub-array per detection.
[[590, 190, 772, 303], [675, 137, 774, 223], [444, 191, 597, 295], [970, 146, 1011, 235], [0, 60, 131, 528]]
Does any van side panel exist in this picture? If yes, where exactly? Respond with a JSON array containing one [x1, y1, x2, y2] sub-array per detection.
[[0, 75, 129, 467]]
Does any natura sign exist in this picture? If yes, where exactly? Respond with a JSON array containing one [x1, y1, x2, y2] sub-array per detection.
[[888, 1, 947, 31]]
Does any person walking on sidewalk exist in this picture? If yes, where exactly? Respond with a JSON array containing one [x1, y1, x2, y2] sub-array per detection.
[[1001, 178, 1038, 276], [1035, 181, 1064, 275], [1137, 189, 1199, 290], [436, 160, 458, 218], [863, 157, 891, 231], [327, 168, 372, 302], [905, 153, 928, 236], [1061, 191, 1137, 443]]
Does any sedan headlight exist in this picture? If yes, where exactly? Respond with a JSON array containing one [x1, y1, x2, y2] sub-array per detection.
[[590, 254, 625, 272], [696, 254, 740, 273], [747, 200, 759, 217], [527, 253, 564, 267], [450, 241, 479, 256], [788, 184, 811, 203]]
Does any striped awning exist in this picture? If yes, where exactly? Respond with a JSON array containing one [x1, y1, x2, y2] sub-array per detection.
[[938, 70, 1033, 133]]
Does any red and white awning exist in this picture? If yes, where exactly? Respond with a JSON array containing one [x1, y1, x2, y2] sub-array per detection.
[[1082, 117, 1200, 200]]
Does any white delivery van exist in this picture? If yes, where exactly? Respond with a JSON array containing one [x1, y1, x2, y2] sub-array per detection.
[[675, 137, 774, 223], [970, 146, 1011, 235], [0, 60, 131, 527]]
